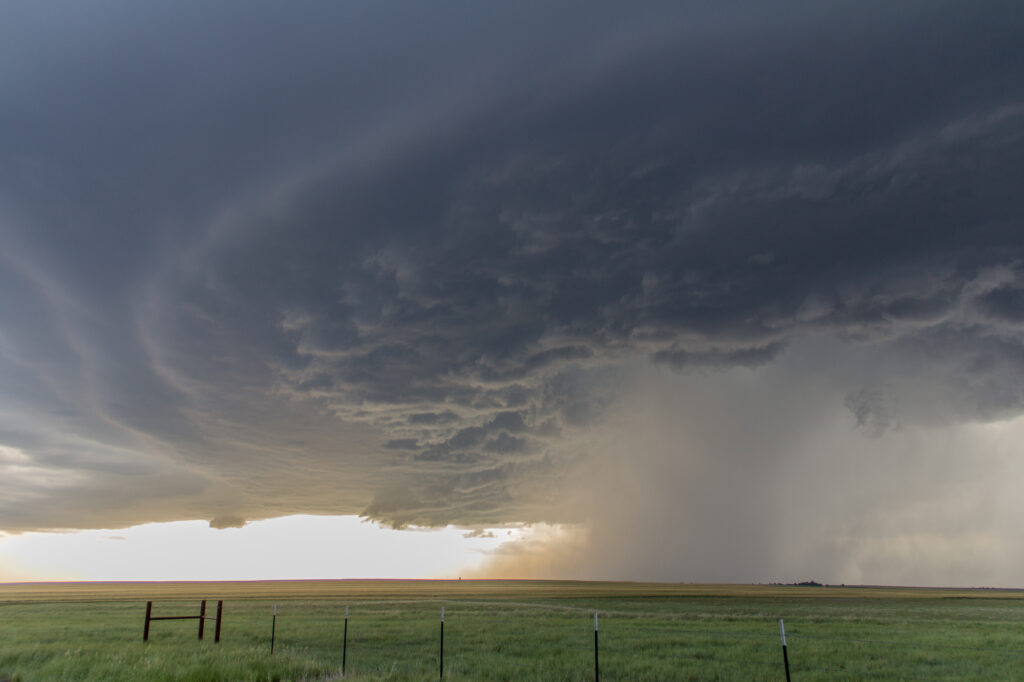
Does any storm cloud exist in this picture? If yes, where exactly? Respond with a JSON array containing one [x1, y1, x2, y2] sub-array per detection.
[[2, 1, 1024, 584]]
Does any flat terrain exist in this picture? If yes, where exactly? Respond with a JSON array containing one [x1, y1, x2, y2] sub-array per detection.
[[3, 580, 1024, 680]]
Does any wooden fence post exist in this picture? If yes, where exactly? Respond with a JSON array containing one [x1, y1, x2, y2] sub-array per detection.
[[142, 599, 223, 643]]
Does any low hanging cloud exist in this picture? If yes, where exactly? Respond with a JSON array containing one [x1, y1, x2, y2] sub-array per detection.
[[2, 1, 1024, 584]]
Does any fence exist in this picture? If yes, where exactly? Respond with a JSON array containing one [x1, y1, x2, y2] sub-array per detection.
[[143, 599, 223, 643], [247, 600, 1024, 680], [5, 596, 1023, 680]]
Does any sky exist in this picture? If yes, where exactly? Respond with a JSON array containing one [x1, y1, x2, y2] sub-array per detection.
[[1, 1, 1024, 586]]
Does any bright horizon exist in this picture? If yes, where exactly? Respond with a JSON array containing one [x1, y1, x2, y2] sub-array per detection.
[[0, 516, 554, 583]]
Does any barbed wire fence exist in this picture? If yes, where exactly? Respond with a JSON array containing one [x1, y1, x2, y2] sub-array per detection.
[[6, 596, 1024, 680], [253, 598, 1024, 680]]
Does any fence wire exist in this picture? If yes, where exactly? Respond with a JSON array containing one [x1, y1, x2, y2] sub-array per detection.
[[6, 597, 1024, 680], [789, 632, 1024, 656]]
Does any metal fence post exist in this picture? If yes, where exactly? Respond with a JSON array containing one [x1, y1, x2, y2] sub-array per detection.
[[780, 618, 791, 682], [343, 605, 349, 677], [271, 605, 277, 654]]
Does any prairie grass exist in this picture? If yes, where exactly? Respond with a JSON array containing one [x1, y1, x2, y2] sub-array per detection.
[[2, 581, 1024, 680]]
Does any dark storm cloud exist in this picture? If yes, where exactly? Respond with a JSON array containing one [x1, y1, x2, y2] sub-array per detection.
[[1, 0, 1023, 567], [652, 342, 786, 370]]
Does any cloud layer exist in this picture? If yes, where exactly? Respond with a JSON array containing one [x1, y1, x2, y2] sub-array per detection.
[[2, 1, 1024, 583]]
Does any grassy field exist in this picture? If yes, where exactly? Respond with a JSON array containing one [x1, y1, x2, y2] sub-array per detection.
[[3, 580, 1024, 680]]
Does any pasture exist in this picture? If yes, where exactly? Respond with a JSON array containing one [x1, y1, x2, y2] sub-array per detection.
[[2, 580, 1024, 680]]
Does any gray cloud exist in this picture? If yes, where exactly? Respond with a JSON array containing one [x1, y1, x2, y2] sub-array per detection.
[[2, 1, 1024, 584], [208, 515, 247, 530], [844, 387, 899, 437]]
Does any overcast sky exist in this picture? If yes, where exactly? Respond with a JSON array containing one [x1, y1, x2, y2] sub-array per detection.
[[2, 1, 1024, 585]]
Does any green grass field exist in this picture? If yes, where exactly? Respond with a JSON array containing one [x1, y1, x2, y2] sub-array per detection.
[[3, 580, 1024, 680]]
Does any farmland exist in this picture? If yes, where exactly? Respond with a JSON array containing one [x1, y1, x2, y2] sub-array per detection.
[[3, 580, 1024, 680]]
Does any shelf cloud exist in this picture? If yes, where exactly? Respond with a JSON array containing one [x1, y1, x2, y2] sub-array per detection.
[[2, 0, 1023, 584]]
